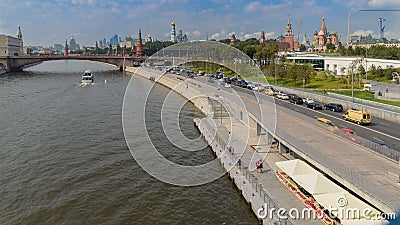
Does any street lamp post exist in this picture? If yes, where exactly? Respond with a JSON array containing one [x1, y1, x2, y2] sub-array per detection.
[[351, 65, 355, 102], [365, 48, 368, 80]]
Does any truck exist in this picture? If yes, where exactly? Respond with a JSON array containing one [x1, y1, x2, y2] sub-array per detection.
[[342, 109, 371, 125]]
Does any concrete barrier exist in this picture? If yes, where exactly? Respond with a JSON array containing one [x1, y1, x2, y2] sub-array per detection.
[[272, 86, 400, 124]]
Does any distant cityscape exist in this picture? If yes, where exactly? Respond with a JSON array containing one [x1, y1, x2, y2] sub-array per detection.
[[1, 17, 400, 58]]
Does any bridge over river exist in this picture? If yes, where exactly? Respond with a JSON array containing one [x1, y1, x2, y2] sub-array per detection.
[[0, 55, 149, 72]]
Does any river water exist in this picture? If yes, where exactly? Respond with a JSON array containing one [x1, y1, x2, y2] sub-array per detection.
[[0, 60, 258, 225]]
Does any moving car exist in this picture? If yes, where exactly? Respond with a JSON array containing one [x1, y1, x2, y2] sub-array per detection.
[[265, 89, 275, 96], [306, 102, 323, 110], [338, 128, 361, 143], [324, 103, 343, 112], [304, 98, 315, 104], [277, 93, 290, 100], [290, 96, 303, 104], [316, 117, 338, 132], [343, 109, 371, 125]]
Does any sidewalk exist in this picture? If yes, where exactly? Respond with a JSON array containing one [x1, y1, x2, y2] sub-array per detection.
[[195, 116, 323, 225]]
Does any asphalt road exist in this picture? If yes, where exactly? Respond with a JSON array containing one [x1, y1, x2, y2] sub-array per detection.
[[175, 72, 400, 151]]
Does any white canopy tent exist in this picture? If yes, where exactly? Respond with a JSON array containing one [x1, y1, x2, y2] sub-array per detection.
[[276, 159, 387, 224], [275, 159, 316, 176], [291, 173, 343, 195], [313, 191, 381, 220]]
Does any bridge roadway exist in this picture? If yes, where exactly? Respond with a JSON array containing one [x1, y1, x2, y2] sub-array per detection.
[[134, 67, 400, 214], [0, 55, 148, 72]]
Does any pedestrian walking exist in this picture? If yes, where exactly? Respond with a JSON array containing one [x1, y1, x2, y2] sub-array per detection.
[[237, 157, 241, 167], [260, 160, 263, 173], [230, 147, 234, 155], [256, 160, 261, 173]]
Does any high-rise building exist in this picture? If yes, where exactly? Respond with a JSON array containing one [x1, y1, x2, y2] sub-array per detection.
[[171, 20, 176, 42], [69, 35, 77, 50], [112, 34, 118, 46]]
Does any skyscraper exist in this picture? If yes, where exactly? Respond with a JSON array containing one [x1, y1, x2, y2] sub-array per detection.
[[69, 35, 76, 50]]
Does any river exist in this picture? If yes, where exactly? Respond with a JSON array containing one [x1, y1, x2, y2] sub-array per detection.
[[0, 60, 258, 224]]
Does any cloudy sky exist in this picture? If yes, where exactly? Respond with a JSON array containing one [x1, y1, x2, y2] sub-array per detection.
[[1, 0, 400, 46]]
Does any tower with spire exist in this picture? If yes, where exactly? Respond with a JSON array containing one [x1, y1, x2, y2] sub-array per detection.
[[230, 34, 237, 46], [284, 16, 294, 51], [171, 19, 176, 42], [147, 33, 152, 42], [136, 29, 144, 56], [64, 40, 68, 56], [16, 24, 23, 55], [260, 31, 266, 44]]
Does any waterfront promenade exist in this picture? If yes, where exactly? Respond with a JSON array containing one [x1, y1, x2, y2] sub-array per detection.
[[129, 66, 399, 222]]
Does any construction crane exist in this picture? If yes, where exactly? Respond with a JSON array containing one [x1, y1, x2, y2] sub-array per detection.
[[378, 17, 386, 39], [295, 16, 302, 51], [359, 9, 400, 40]]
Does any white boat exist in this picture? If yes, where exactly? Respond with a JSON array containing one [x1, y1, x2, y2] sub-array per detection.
[[81, 70, 94, 83]]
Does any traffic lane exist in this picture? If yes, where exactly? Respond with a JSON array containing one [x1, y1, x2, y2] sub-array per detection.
[[319, 107, 400, 140], [273, 97, 399, 151], [181, 74, 399, 150]]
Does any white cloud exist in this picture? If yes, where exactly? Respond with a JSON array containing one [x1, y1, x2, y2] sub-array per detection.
[[368, 0, 400, 7], [244, 1, 260, 13], [351, 29, 375, 36], [191, 30, 201, 38], [210, 32, 220, 39], [265, 32, 275, 39], [198, 8, 213, 15], [71, 0, 95, 4]]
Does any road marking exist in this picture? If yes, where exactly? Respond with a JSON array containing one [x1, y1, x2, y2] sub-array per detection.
[[372, 137, 385, 142], [381, 122, 389, 126], [273, 95, 400, 142]]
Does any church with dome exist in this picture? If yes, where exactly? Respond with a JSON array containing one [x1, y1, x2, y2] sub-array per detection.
[[309, 16, 339, 52]]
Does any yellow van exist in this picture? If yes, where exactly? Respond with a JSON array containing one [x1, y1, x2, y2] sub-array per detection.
[[317, 117, 338, 132], [343, 109, 371, 125]]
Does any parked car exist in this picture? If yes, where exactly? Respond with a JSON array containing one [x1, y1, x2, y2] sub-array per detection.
[[290, 96, 303, 104], [324, 103, 343, 112], [306, 102, 323, 110], [304, 98, 315, 104]]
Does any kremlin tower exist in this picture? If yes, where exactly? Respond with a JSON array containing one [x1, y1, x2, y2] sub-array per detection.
[[136, 29, 144, 56], [63, 40, 68, 56], [260, 31, 266, 44], [284, 16, 294, 51], [230, 34, 236, 46]]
